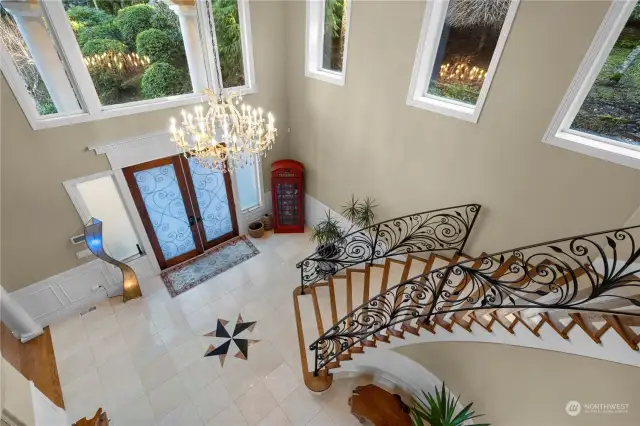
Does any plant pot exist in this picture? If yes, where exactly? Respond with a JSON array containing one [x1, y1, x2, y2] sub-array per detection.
[[317, 243, 339, 258], [248, 221, 265, 238], [261, 213, 274, 231], [317, 243, 339, 277]]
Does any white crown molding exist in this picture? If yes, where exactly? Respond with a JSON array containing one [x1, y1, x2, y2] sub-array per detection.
[[89, 131, 169, 154], [89, 131, 179, 170]]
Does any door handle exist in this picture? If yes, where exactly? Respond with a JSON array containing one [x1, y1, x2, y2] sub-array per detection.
[[188, 216, 196, 226]]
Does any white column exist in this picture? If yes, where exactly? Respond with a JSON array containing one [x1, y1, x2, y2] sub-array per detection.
[[0, 286, 43, 342], [1, 0, 80, 113], [171, 4, 208, 94]]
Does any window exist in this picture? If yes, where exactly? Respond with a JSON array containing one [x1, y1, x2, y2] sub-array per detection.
[[212, 0, 249, 88], [306, 0, 352, 85], [0, 2, 82, 116], [64, 172, 141, 262], [64, 1, 193, 106], [235, 161, 261, 211], [544, 1, 640, 169], [0, 0, 255, 129], [407, 0, 520, 122]]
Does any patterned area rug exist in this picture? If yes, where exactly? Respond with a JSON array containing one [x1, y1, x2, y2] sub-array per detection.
[[161, 235, 259, 297]]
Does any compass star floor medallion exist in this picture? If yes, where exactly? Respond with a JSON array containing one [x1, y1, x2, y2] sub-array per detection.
[[203, 314, 259, 367]]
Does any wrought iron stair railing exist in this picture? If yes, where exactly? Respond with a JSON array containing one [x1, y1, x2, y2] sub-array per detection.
[[296, 204, 481, 293], [309, 226, 640, 374]]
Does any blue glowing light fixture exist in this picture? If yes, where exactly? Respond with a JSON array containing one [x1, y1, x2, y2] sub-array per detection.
[[84, 218, 142, 302]]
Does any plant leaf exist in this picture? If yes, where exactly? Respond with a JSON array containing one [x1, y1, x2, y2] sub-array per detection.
[[414, 382, 490, 426]]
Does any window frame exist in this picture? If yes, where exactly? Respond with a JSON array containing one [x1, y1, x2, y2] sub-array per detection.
[[406, 0, 520, 123], [305, 0, 352, 86], [63, 170, 144, 262], [542, 0, 640, 170], [234, 160, 264, 213], [0, 0, 256, 130]]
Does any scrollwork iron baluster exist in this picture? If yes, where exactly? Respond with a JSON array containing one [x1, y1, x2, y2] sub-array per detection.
[[296, 204, 481, 291], [309, 226, 640, 375]]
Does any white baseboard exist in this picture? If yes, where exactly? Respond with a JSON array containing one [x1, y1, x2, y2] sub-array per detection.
[[10, 255, 154, 328], [304, 194, 352, 230]]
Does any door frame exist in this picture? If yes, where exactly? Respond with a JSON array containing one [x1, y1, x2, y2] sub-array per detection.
[[178, 155, 240, 251], [123, 156, 205, 269], [89, 131, 267, 276]]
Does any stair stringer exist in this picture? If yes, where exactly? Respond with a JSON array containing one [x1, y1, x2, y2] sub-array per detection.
[[372, 316, 640, 367]]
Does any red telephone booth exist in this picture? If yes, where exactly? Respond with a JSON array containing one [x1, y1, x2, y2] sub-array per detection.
[[271, 160, 304, 233]]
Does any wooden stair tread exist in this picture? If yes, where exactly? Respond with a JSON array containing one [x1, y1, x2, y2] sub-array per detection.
[[294, 250, 640, 392]]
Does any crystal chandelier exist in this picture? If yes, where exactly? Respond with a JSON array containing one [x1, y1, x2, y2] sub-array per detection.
[[169, 88, 276, 173], [169, 1, 276, 174]]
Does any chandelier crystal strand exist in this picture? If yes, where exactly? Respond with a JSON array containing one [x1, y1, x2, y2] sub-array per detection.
[[168, 0, 276, 173]]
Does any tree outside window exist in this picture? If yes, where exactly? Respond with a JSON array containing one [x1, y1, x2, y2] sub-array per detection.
[[570, 3, 640, 146], [65, 0, 192, 105], [1, 4, 57, 114], [212, 0, 245, 88], [322, 0, 347, 72], [427, 0, 511, 105]]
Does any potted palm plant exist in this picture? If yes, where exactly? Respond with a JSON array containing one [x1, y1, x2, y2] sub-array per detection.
[[311, 211, 344, 259], [411, 383, 489, 426], [310, 195, 378, 276], [340, 195, 377, 234]]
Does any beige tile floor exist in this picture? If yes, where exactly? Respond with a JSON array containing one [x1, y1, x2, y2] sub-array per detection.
[[51, 231, 365, 426]]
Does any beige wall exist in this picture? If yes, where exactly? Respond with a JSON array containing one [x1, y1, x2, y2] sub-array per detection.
[[4, 0, 640, 292], [395, 342, 640, 425], [285, 0, 640, 256], [0, 1, 290, 292]]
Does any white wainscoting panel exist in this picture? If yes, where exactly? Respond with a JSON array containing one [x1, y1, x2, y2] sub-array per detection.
[[304, 194, 352, 230], [10, 255, 154, 327]]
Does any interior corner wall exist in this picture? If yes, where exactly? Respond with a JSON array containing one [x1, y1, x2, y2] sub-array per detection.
[[394, 342, 640, 425], [284, 0, 640, 255], [0, 0, 290, 292]]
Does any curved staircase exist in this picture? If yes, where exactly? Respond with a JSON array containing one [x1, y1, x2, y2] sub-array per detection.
[[292, 205, 640, 391]]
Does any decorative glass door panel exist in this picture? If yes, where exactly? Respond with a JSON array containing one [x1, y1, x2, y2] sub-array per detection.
[[184, 157, 237, 248], [124, 156, 238, 269]]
